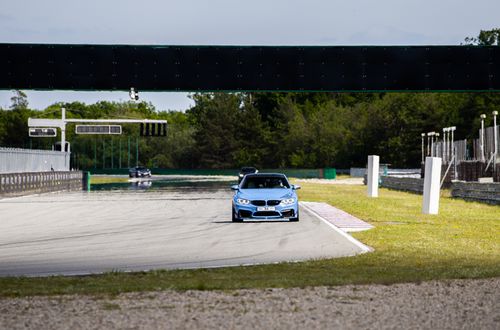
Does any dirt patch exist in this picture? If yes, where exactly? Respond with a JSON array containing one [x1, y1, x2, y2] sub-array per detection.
[[1, 278, 498, 329]]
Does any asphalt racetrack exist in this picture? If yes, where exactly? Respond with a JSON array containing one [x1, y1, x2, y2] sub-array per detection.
[[0, 178, 366, 277]]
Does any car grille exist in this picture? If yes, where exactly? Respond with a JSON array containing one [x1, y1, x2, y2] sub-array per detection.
[[251, 200, 281, 206], [254, 211, 280, 217]]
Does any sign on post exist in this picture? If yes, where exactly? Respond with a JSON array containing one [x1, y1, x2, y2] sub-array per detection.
[[28, 127, 57, 137]]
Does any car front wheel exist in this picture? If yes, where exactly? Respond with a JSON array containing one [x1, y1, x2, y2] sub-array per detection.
[[232, 207, 242, 222]]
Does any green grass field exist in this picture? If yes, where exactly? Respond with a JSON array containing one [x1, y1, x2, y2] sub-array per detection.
[[90, 175, 129, 184], [0, 182, 498, 297]]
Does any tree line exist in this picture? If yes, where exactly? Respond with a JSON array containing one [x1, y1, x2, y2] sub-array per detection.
[[1, 91, 499, 169]]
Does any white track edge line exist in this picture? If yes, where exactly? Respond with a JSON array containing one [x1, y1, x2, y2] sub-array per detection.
[[300, 202, 374, 253]]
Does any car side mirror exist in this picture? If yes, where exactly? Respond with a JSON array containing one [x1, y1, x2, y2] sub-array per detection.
[[292, 184, 301, 190], [231, 184, 239, 191]]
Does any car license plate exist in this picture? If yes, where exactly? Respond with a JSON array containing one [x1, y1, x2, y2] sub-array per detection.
[[257, 206, 275, 211]]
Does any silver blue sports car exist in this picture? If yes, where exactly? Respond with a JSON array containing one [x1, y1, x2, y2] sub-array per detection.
[[231, 173, 300, 222]]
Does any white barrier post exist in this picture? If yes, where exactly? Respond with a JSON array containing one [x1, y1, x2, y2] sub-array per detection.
[[422, 157, 442, 214], [367, 155, 379, 197]]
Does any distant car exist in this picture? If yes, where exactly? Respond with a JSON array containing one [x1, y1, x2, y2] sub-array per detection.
[[238, 167, 258, 183], [129, 166, 151, 178], [231, 173, 300, 222]]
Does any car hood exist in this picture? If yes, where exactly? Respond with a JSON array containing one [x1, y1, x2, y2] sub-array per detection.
[[236, 189, 295, 200]]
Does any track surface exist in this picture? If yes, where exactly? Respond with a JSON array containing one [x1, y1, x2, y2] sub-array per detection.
[[0, 186, 365, 277]]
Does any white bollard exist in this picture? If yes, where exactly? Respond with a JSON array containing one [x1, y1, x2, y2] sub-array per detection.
[[422, 157, 442, 214], [367, 155, 379, 197]]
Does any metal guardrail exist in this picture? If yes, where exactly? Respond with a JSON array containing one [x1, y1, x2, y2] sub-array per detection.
[[0, 171, 83, 197]]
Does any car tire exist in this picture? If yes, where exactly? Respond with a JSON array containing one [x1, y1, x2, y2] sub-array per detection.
[[232, 207, 242, 222], [289, 210, 300, 222]]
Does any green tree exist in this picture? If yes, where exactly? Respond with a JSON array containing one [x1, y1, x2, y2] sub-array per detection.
[[10, 90, 29, 110], [464, 28, 500, 45]]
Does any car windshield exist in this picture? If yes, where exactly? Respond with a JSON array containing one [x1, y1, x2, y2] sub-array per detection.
[[241, 176, 290, 189]]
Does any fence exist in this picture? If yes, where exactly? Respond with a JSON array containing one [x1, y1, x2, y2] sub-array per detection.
[[0, 147, 70, 174], [0, 171, 83, 197], [378, 175, 500, 205], [433, 139, 468, 164], [86, 168, 329, 179]]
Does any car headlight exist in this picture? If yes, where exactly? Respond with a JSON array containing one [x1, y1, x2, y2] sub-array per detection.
[[236, 198, 250, 205], [280, 198, 295, 206], [239, 174, 244, 177]]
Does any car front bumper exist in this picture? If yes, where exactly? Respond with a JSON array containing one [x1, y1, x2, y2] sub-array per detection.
[[233, 202, 299, 220]]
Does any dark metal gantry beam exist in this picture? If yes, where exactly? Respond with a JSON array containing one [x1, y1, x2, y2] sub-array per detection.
[[1, 44, 499, 92]]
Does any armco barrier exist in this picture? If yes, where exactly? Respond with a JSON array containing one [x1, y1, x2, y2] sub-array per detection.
[[379, 175, 500, 205], [0, 171, 83, 197], [380, 176, 424, 194], [86, 168, 326, 178], [451, 182, 500, 205]]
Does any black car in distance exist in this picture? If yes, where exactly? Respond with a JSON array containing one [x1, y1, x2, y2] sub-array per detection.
[[238, 167, 258, 183], [129, 166, 152, 178]]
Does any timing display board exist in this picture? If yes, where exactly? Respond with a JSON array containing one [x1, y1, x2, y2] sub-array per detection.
[[75, 125, 122, 134], [1, 44, 499, 91], [29, 127, 57, 137]]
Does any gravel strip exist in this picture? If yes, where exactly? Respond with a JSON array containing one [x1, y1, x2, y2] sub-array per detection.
[[0, 278, 498, 330]]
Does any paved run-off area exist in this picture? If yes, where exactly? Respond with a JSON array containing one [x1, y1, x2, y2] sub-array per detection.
[[0, 187, 367, 277]]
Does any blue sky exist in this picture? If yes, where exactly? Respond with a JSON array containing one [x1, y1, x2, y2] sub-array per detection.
[[1, 0, 499, 111]]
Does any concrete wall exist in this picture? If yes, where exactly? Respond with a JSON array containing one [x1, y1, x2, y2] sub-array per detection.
[[0, 147, 70, 174], [451, 182, 500, 205], [0, 171, 83, 198]]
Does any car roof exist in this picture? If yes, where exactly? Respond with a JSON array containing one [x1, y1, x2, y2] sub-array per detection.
[[244, 173, 286, 178]]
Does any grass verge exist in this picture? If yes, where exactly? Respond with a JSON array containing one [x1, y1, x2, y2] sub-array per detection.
[[90, 175, 129, 184], [0, 183, 498, 297]]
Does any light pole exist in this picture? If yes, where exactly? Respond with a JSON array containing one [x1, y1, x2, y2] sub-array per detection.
[[421, 133, 426, 164], [480, 114, 486, 162], [435, 133, 440, 158], [450, 126, 456, 160], [442, 127, 448, 163], [450, 126, 457, 179], [493, 111, 498, 157], [428, 132, 435, 157]]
